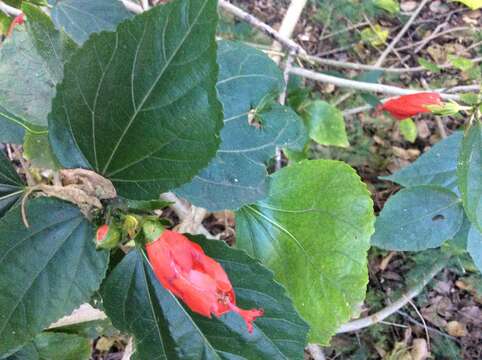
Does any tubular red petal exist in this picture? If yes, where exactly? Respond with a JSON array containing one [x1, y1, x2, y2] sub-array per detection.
[[381, 92, 442, 120], [227, 303, 264, 333], [96, 225, 109, 242]]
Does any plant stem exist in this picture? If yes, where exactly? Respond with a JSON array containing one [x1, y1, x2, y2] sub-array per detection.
[[337, 258, 447, 333], [289, 67, 466, 101]]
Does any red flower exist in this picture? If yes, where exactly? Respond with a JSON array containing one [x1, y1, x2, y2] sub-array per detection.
[[7, 14, 25, 37], [96, 224, 109, 242], [146, 230, 264, 333], [379, 92, 442, 120]]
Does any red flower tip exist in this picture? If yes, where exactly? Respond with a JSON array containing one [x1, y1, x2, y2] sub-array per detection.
[[146, 230, 264, 333], [6, 14, 25, 37], [380, 92, 442, 120], [96, 224, 109, 242]]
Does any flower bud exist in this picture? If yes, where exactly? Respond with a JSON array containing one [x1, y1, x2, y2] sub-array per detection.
[[123, 214, 140, 238], [142, 220, 165, 243], [96, 224, 121, 250]]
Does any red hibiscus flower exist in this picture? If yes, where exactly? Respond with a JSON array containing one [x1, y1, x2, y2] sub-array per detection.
[[146, 230, 264, 333], [378, 92, 442, 120], [7, 14, 25, 37]]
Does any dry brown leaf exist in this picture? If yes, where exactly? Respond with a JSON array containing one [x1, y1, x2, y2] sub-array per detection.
[[446, 321, 467, 337], [411, 339, 429, 360]]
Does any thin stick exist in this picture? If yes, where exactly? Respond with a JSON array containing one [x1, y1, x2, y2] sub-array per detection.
[[120, 0, 143, 14], [271, 0, 308, 63], [337, 259, 447, 333], [374, 0, 430, 67], [288, 67, 464, 101], [0, 1, 21, 16], [218, 0, 307, 56]]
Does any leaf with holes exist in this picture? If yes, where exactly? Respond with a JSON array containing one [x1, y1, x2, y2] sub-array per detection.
[[457, 123, 482, 232], [102, 236, 309, 360], [0, 198, 108, 354], [0, 151, 24, 218], [49, 0, 133, 44], [372, 186, 464, 251], [49, 0, 223, 200], [0, 4, 77, 130], [236, 160, 375, 343], [177, 41, 307, 211], [382, 132, 463, 193]]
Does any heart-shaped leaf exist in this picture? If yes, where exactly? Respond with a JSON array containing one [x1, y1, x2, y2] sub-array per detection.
[[102, 236, 309, 360], [0, 197, 108, 355], [0, 4, 77, 130], [177, 41, 307, 211], [0, 151, 24, 217], [236, 160, 375, 343], [49, 0, 133, 44], [382, 132, 463, 193], [372, 186, 464, 251], [302, 100, 349, 147], [457, 123, 482, 232], [49, 0, 223, 200]]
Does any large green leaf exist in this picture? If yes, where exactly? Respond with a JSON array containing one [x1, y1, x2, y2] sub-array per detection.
[[0, 151, 24, 217], [303, 100, 349, 147], [372, 186, 464, 251], [0, 198, 108, 355], [50, 0, 133, 44], [0, 4, 77, 130], [467, 226, 482, 273], [382, 132, 463, 193], [236, 160, 375, 343], [457, 123, 482, 232], [5, 332, 91, 360], [0, 113, 24, 144], [102, 237, 308, 360], [177, 41, 307, 211], [49, 0, 223, 200]]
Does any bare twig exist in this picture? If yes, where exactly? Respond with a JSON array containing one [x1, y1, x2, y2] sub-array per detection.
[[122, 338, 134, 360], [218, 0, 307, 56], [337, 259, 447, 333], [306, 344, 326, 360], [271, 0, 308, 63], [374, 0, 430, 67], [288, 67, 465, 101], [120, 0, 143, 14], [0, 1, 21, 16]]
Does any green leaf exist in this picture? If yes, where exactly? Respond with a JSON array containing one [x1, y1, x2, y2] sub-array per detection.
[[382, 132, 463, 193], [360, 25, 389, 47], [467, 226, 482, 273], [372, 186, 464, 251], [6, 332, 91, 360], [373, 0, 400, 14], [448, 54, 474, 72], [23, 133, 60, 169], [457, 123, 482, 232], [0, 151, 24, 218], [417, 58, 441, 73], [49, 0, 133, 44], [0, 114, 25, 144], [303, 100, 349, 147], [0, 4, 77, 130], [399, 118, 417, 143], [236, 160, 375, 343], [49, 1, 223, 200], [453, 0, 482, 11], [102, 238, 308, 360], [0, 198, 108, 355], [176, 41, 307, 211]]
